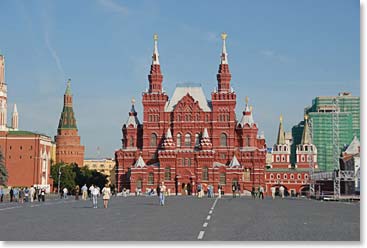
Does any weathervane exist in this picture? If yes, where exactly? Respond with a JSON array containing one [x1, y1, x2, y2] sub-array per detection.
[[153, 33, 158, 41], [221, 32, 227, 40]]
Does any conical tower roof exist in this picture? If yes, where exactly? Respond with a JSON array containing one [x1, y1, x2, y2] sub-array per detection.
[[58, 79, 77, 130], [301, 115, 311, 144], [276, 114, 285, 144]]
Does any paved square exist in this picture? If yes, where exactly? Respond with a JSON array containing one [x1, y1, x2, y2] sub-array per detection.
[[0, 196, 359, 241]]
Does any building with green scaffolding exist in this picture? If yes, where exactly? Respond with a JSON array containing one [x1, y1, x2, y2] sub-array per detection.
[[291, 92, 360, 172]]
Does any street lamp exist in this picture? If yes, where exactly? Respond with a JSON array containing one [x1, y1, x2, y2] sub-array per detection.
[[57, 164, 67, 198]]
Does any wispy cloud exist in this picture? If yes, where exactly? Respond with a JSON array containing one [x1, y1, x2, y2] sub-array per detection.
[[260, 49, 291, 63], [97, 0, 129, 15], [44, 31, 65, 76]]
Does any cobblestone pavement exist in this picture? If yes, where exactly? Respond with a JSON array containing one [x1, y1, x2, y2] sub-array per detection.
[[0, 195, 360, 241]]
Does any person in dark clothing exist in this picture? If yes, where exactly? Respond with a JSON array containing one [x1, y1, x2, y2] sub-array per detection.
[[236, 184, 241, 197], [251, 186, 255, 199], [41, 188, 46, 202], [156, 184, 161, 197], [187, 183, 192, 196], [10, 188, 14, 202], [232, 183, 236, 198]]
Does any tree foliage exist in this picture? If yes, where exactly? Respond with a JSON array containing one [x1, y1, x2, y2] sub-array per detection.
[[51, 163, 107, 193], [0, 149, 8, 186]]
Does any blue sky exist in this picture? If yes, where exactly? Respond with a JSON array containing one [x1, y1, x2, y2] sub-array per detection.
[[0, 0, 359, 158]]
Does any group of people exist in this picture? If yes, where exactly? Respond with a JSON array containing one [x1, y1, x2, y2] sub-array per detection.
[[232, 183, 242, 198], [251, 186, 265, 199], [1, 186, 46, 203], [61, 184, 112, 208]]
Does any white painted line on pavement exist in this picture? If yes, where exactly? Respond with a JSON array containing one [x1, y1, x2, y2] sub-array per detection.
[[0, 206, 21, 211], [203, 222, 208, 227], [197, 231, 205, 240], [206, 215, 211, 220], [209, 210, 213, 214]]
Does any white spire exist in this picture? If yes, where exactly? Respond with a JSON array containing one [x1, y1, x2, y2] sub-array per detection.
[[152, 33, 160, 65], [12, 103, 18, 130], [166, 128, 172, 139], [220, 32, 228, 65], [203, 128, 209, 138]]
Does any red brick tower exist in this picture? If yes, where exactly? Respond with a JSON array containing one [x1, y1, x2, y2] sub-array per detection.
[[55, 79, 84, 166]]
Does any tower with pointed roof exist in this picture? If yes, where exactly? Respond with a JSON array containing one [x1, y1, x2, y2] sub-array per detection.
[[0, 53, 7, 131], [11, 104, 18, 130], [55, 79, 85, 166], [295, 115, 318, 169]]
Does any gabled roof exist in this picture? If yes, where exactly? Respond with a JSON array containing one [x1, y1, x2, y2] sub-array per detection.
[[345, 136, 360, 155], [134, 155, 146, 168], [126, 115, 140, 128], [165, 83, 211, 112], [229, 155, 241, 167]]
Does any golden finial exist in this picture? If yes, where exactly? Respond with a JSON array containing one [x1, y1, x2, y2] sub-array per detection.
[[221, 32, 227, 40], [250, 105, 253, 112], [153, 33, 158, 41], [280, 114, 283, 122], [304, 114, 308, 120], [131, 97, 136, 105], [245, 96, 249, 105]]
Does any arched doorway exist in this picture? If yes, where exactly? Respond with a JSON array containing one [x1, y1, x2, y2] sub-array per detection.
[[271, 184, 289, 197]]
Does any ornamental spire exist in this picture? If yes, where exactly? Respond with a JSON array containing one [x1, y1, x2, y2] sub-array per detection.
[[12, 103, 18, 130], [217, 32, 231, 93], [221, 32, 228, 64], [152, 33, 160, 65], [65, 78, 72, 95], [276, 114, 285, 144], [148, 33, 163, 93], [301, 115, 311, 144]]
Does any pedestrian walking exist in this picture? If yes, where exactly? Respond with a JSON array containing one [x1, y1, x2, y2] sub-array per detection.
[[37, 188, 42, 202], [236, 184, 241, 198], [89, 184, 95, 199], [24, 187, 29, 202], [63, 187, 68, 199], [81, 184, 88, 200], [271, 186, 276, 199], [251, 186, 255, 199], [102, 184, 111, 208], [75, 185, 80, 200], [9, 187, 14, 202], [30, 186, 35, 203], [18, 188, 24, 204], [197, 184, 202, 198], [0, 186, 3, 203], [91, 186, 100, 208], [41, 188, 46, 202], [259, 186, 264, 200], [279, 186, 285, 199], [232, 183, 236, 198], [159, 182, 166, 206], [218, 184, 222, 198]]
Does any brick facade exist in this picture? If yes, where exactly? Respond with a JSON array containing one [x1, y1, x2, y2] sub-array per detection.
[[115, 34, 267, 194]]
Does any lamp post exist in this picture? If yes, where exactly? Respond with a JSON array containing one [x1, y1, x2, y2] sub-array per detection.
[[57, 164, 67, 198]]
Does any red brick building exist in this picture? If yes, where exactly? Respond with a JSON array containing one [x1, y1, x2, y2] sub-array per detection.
[[55, 79, 84, 166], [265, 115, 317, 196], [0, 53, 54, 189], [115, 34, 267, 194]]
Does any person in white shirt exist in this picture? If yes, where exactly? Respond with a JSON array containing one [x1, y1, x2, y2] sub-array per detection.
[[159, 182, 166, 206], [81, 184, 88, 200], [279, 186, 285, 199], [271, 186, 276, 199], [89, 185, 95, 199], [102, 184, 111, 208], [91, 187, 100, 208], [63, 187, 68, 199], [30, 186, 35, 203]]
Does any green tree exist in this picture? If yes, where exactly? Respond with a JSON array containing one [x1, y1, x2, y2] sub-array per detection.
[[0, 149, 8, 186], [50, 163, 76, 192]]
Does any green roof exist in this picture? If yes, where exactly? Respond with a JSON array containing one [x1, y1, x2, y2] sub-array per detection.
[[65, 79, 72, 95], [8, 130, 49, 137], [58, 106, 77, 130]]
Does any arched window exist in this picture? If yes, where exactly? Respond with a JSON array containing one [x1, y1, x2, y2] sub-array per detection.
[[195, 133, 200, 147], [177, 115, 181, 122], [187, 158, 191, 167], [284, 174, 287, 179], [150, 133, 157, 147], [202, 167, 208, 181], [129, 136, 134, 147], [246, 136, 250, 146], [244, 168, 250, 181], [301, 155, 305, 162], [270, 174, 274, 179], [148, 172, 154, 185], [276, 155, 280, 162], [185, 133, 191, 147], [220, 133, 227, 147], [297, 174, 301, 179], [282, 155, 286, 162], [305, 174, 308, 180], [220, 173, 226, 185], [177, 134, 181, 147], [277, 174, 281, 179], [290, 174, 294, 179], [165, 167, 171, 181]]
